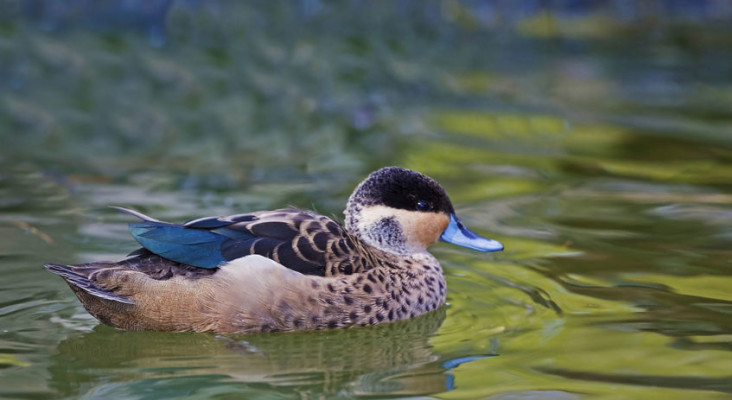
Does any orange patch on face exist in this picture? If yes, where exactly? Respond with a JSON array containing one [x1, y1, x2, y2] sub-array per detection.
[[413, 212, 450, 247], [389, 209, 450, 249], [358, 206, 451, 251]]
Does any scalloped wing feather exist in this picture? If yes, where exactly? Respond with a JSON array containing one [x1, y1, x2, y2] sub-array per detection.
[[123, 208, 371, 276]]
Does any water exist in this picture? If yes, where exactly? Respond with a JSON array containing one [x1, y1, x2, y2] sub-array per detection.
[[1, 2, 732, 399]]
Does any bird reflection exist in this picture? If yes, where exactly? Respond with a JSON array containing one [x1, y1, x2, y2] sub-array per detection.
[[50, 308, 452, 398]]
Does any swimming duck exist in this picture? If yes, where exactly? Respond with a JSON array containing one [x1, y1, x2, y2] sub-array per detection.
[[45, 167, 503, 333]]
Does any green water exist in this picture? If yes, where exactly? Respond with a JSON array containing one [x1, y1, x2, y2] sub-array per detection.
[[1, 2, 732, 399]]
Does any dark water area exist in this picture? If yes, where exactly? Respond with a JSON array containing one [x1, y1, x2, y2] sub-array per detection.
[[1, 1, 732, 399]]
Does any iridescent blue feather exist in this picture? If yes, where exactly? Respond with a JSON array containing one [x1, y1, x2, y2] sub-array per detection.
[[114, 206, 257, 269], [129, 221, 230, 268]]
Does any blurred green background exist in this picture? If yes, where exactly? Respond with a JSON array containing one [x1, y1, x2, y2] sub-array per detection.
[[1, 1, 732, 399]]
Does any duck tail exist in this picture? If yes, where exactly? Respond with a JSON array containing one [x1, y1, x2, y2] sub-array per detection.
[[109, 206, 162, 222], [44, 263, 134, 304]]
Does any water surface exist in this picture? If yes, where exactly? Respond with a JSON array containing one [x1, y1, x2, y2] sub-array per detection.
[[1, 2, 732, 399]]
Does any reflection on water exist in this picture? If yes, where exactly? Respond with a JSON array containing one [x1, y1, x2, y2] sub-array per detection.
[[52, 309, 450, 398], [1, 1, 732, 399]]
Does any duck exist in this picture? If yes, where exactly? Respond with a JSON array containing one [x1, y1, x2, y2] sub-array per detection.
[[45, 167, 503, 334]]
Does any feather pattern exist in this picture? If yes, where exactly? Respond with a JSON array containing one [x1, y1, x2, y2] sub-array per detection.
[[45, 263, 135, 304], [121, 207, 381, 276], [45, 251, 217, 303]]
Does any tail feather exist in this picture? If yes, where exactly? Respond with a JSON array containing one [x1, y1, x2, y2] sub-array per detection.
[[44, 263, 134, 304], [109, 206, 161, 222]]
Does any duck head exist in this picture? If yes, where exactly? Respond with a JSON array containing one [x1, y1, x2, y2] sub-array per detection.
[[345, 167, 503, 255]]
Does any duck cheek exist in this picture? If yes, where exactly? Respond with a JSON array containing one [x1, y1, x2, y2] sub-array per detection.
[[363, 216, 407, 251], [413, 212, 450, 247]]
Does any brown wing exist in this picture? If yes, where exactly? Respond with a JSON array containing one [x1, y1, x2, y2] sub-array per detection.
[[185, 209, 378, 276]]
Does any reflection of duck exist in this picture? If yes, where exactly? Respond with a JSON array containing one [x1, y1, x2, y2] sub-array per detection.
[[51, 309, 448, 398], [45, 167, 502, 333]]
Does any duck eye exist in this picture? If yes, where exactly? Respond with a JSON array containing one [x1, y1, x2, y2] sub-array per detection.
[[416, 201, 433, 211]]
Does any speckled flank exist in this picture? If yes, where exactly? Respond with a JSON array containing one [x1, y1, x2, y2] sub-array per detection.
[[210, 254, 447, 333], [54, 253, 447, 333]]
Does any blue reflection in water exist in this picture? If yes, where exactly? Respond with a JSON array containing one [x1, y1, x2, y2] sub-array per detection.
[[442, 355, 498, 391]]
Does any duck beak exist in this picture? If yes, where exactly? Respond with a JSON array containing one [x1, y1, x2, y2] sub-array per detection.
[[440, 214, 503, 252]]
